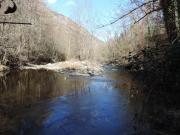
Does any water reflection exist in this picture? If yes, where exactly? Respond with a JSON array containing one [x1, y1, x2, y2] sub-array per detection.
[[0, 70, 89, 104], [0, 69, 140, 135]]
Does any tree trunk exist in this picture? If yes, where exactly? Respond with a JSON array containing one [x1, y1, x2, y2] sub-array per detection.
[[161, 0, 178, 43], [176, 0, 180, 32]]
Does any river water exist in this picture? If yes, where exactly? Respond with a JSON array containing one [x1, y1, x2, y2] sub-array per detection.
[[0, 68, 146, 135]]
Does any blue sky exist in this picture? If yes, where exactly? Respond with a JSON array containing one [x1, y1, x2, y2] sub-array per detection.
[[44, 0, 129, 41]]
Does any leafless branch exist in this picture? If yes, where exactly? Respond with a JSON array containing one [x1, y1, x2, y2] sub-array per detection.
[[98, 0, 159, 28], [134, 7, 162, 24], [0, 21, 32, 25]]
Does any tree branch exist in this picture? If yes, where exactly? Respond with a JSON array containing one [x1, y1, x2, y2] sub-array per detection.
[[98, 0, 159, 28], [134, 7, 162, 24], [0, 21, 32, 25]]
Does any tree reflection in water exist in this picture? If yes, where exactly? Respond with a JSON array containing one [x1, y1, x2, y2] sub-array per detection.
[[0, 70, 90, 134]]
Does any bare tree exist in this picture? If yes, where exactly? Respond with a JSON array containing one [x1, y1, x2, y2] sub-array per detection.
[[100, 0, 180, 43], [160, 0, 177, 43]]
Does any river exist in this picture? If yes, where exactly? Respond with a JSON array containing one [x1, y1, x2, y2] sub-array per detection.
[[0, 67, 148, 135]]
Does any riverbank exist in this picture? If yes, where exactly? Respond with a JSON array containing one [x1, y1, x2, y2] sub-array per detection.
[[124, 41, 180, 134], [21, 60, 103, 76]]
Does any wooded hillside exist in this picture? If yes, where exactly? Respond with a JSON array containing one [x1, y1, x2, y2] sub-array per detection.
[[0, 0, 105, 67]]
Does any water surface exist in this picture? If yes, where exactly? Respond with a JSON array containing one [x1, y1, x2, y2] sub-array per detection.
[[0, 69, 142, 135]]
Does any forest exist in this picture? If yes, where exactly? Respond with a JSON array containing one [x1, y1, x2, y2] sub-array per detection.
[[0, 0, 180, 135]]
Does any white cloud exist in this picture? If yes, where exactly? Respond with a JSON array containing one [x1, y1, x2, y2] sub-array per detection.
[[47, 0, 57, 4]]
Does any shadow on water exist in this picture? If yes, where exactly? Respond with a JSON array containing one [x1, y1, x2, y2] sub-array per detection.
[[0, 69, 150, 135]]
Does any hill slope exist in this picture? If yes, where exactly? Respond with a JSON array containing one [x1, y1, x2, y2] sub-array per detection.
[[0, 0, 105, 66]]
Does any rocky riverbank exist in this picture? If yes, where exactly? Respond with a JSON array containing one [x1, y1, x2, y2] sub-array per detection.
[[21, 60, 103, 76]]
